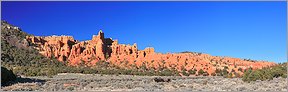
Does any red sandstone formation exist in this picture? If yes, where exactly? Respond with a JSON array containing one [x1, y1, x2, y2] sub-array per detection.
[[26, 30, 276, 76]]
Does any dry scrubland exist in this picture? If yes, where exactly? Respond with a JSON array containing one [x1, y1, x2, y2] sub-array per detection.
[[1, 73, 287, 91]]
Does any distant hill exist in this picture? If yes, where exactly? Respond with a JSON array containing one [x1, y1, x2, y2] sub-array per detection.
[[1, 21, 69, 76]]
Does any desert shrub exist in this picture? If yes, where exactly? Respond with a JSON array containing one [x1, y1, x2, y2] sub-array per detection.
[[67, 86, 75, 91], [242, 63, 287, 82], [203, 72, 209, 76], [224, 66, 229, 70], [231, 69, 235, 72], [224, 72, 233, 78], [182, 70, 189, 76], [234, 72, 241, 78], [159, 69, 176, 76], [214, 68, 229, 76], [188, 69, 197, 75], [211, 72, 216, 76], [1, 67, 17, 85], [157, 69, 179, 76], [198, 69, 205, 75], [221, 69, 229, 76], [215, 68, 222, 76], [238, 67, 243, 72]]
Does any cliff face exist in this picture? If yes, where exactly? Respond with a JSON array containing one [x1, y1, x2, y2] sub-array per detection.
[[26, 30, 276, 76]]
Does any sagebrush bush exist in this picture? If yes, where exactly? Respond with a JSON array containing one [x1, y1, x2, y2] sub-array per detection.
[[1, 67, 16, 85], [242, 63, 287, 82]]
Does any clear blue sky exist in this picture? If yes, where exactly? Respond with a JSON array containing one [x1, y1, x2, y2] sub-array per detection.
[[2, 1, 286, 63]]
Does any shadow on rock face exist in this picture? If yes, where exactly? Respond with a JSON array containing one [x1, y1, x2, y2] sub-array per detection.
[[2, 77, 46, 87]]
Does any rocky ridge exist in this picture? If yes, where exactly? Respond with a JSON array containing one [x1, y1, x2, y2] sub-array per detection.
[[25, 30, 276, 76]]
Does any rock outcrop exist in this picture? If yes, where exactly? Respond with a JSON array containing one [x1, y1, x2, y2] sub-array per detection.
[[26, 30, 276, 76]]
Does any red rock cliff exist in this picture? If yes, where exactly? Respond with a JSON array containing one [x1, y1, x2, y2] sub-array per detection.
[[26, 30, 276, 76]]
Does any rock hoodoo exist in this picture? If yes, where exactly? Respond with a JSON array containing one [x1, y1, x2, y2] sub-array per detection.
[[26, 30, 276, 76]]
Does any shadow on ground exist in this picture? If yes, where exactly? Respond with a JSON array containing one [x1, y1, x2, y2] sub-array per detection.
[[1, 77, 46, 87]]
